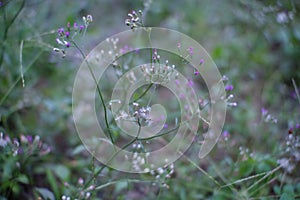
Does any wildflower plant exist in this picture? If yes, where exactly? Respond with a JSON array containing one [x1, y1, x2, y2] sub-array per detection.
[[53, 15, 93, 58], [0, 133, 50, 198], [1, 1, 299, 199], [277, 126, 300, 174]]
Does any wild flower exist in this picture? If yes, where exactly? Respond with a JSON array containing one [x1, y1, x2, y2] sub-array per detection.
[[140, 51, 178, 84], [221, 77, 237, 107], [0, 132, 50, 157], [199, 58, 205, 65], [188, 46, 194, 56], [261, 108, 278, 123], [61, 177, 95, 200], [225, 85, 234, 91], [222, 130, 230, 141], [238, 146, 254, 160], [125, 10, 143, 30], [150, 162, 175, 189], [53, 15, 92, 57], [277, 125, 300, 173], [133, 104, 152, 126]]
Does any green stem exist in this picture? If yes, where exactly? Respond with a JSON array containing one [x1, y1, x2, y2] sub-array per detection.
[[94, 179, 154, 191], [131, 83, 154, 103], [0, 0, 25, 69], [81, 119, 143, 193], [72, 41, 114, 144], [292, 79, 300, 105], [0, 50, 43, 106], [139, 125, 179, 141]]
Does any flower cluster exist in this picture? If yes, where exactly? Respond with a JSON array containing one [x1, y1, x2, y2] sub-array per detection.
[[127, 142, 150, 172], [61, 177, 95, 200], [261, 108, 278, 124], [150, 162, 175, 189], [0, 132, 51, 157], [222, 130, 230, 141], [132, 103, 152, 126], [221, 76, 237, 107], [277, 125, 300, 173], [53, 15, 92, 57], [238, 146, 254, 160], [125, 10, 143, 30], [140, 50, 178, 84]]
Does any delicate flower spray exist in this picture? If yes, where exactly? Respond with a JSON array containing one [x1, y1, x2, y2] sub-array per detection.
[[53, 15, 93, 58]]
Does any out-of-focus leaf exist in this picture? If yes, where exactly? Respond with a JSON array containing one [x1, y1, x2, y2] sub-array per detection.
[[238, 159, 255, 177], [52, 165, 70, 181], [114, 180, 128, 194], [280, 193, 294, 200], [35, 187, 55, 200], [46, 169, 59, 199], [71, 145, 86, 156], [16, 174, 29, 184]]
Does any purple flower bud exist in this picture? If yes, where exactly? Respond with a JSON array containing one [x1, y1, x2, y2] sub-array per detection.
[[222, 130, 229, 138], [188, 80, 194, 87], [65, 42, 70, 48], [79, 25, 84, 32], [74, 22, 78, 29], [261, 108, 267, 115], [58, 28, 64, 35], [27, 135, 33, 143], [67, 22, 70, 28], [296, 124, 300, 129], [199, 59, 205, 65], [17, 147, 24, 154], [188, 47, 194, 55], [194, 69, 200, 75], [177, 43, 181, 48], [225, 85, 234, 91], [65, 31, 70, 38]]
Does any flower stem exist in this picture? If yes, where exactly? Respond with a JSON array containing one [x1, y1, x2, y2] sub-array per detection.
[[72, 40, 114, 144]]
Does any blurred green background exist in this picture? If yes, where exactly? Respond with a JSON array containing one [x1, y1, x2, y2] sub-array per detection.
[[0, 0, 300, 199]]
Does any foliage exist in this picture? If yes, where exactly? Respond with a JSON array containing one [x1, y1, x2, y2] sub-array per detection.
[[0, 0, 300, 199]]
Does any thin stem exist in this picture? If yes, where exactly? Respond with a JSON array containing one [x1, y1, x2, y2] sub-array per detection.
[[0, 51, 43, 106], [131, 83, 154, 103], [72, 40, 114, 144], [19, 40, 25, 87], [0, 0, 25, 69], [220, 171, 268, 188], [292, 78, 300, 105], [94, 179, 154, 191], [245, 165, 282, 192], [181, 154, 222, 187], [139, 125, 179, 141], [82, 118, 143, 191]]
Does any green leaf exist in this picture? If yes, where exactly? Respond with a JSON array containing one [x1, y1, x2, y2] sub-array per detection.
[[238, 159, 255, 177], [52, 165, 70, 181], [279, 193, 294, 200], [35, 187, 55, 200], [114, 180, 128, 194], [46, 169, 60, 199], [273, 185, 281, 195], [283, 185, 294, 195], [70, 145, 86, 156], [16, 174, 29, 184]]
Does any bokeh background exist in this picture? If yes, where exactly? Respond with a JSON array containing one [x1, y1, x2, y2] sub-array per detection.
[[1, 0, 300, 199]]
